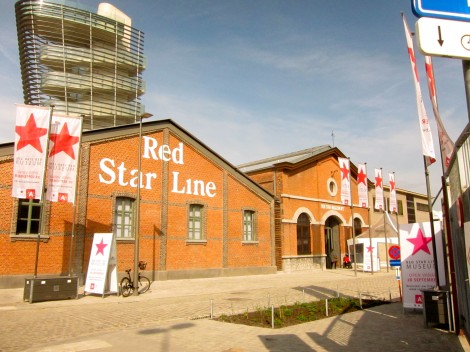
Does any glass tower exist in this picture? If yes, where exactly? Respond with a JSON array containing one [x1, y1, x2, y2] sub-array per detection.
[[15, 0, 146, 130]]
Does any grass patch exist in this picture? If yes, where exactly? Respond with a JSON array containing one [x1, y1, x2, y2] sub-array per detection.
[[215, 297, 388, 329]]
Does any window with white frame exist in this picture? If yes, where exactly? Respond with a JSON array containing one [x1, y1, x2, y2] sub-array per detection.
[[188, 204, 204, 240], [243, 210, 257, 242], [115, 197, 134, 239]]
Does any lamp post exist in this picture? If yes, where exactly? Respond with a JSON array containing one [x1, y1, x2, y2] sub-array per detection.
[[133, 112, 153, 295]]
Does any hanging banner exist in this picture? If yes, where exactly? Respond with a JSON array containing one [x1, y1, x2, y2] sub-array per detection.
[[338, 157, 351, 206], [389, 173, 398, 213], [424, 56, 455, 171], [46, 114, 82, 203], [85, 233, 118, 295], [357, 163, 368, 208], [400, 222, 446, 309], [374, 168, 384, 211], [402, 15, 436, 165], [12, 105, 51, 200]]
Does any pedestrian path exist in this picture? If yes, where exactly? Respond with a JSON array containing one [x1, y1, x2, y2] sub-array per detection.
[[0, 269, 467, 352]]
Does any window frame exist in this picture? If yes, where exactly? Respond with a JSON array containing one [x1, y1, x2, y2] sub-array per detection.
[[11, 198, 50, 242], [114, 196, 135, 240], [242, 209, 258, 243], [187, 203, 206, 243]]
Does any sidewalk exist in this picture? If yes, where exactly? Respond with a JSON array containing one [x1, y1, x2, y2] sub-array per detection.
[[0, 269, 468, 352]]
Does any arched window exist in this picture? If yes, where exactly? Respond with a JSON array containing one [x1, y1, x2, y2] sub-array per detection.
[[354, 218, 362, 237], [297, 213, 311, 255]]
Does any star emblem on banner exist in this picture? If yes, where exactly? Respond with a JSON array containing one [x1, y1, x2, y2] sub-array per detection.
[[366, 246, 374, 253], [340, 163, 349, 180], [375, 173, 382, 188], [357, 169, 367, 185], [15, 113, 48, 152], [95, 238, 108, 256], [390, 179, 396, 192], [49, 123, 79, 159], [407, 228, 432, 255]]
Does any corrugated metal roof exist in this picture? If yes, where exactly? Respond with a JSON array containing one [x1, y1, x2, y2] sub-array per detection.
[[238, 145, 332, 173]]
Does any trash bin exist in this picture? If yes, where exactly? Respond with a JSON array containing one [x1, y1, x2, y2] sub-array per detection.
[[422, 289, 449, 330]]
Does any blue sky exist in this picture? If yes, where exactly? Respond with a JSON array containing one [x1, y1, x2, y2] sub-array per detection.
[[0, 0, 468, 199]]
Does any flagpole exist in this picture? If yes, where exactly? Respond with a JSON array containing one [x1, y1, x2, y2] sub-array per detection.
[[423, 156, 440, 288], [68, 115, 84, 276], [33, 104, 54, 278], [365, 162, 373, 275], [349, 158, 357, 277]]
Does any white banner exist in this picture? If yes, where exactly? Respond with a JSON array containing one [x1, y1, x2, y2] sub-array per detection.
[[374, 168, 384, 211], [389, 173, 398, 213], [424, 56, 455, 171], [338, 157, 351, 206], [12, 105, 51, 200], [402, 15, 436, 165], [400, 222, 445, 309], [357, 163, 368, 208], [85, 233, 118, 295], [46, 114, 82, 203]]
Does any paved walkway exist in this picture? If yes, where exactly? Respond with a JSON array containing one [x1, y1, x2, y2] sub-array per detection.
[[0, 269, 468, 352]]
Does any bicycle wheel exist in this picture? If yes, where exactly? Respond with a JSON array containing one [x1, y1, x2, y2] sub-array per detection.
[[120, 277, 133, 297], [138, 276, 151, 294]]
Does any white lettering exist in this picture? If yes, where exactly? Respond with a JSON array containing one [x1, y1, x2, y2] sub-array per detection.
[[171, 171, 185, 194], [171, 171, 216, 197], [99, 158, 116, 184], [117, 162, 128, 186], [159, 144, 171, 162], [143, 136, 158, 160], [173, 143, 184, 164]]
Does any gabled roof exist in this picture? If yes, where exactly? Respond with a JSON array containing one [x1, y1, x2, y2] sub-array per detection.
[[237, 145, 335, 173]]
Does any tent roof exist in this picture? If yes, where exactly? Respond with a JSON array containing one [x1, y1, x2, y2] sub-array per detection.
[[357, 212, 398, 238]]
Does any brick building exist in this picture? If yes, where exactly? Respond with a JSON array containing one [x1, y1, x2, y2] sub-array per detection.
[[238, 146, 430, 271], [0, 120, 276, 288]]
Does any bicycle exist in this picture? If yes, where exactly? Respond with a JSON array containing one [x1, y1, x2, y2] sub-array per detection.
[[120, 261, 151, 297]]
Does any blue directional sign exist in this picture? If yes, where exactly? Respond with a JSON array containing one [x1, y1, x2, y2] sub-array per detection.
[[389, 260, 401, 267], [412, 0, 470, 21]]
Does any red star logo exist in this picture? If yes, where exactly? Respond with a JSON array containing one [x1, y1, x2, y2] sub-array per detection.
[[95, 238, 108, 256], [390, 179, 396, 192], [357, 169, 367, 185], [15, 113, 48, 152], [340, 163, 349, 180], [366, 246, 374, 253], [407, 228, 432, 255], [375, 173, 382, 188], [49, 123, 79, 159]]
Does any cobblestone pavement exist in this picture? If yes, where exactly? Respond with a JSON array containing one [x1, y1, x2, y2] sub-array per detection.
[[0, 269, 467, 352]]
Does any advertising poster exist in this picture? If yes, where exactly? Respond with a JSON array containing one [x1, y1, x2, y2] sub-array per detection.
[[85, 233, 118, 295], [400, 221, 445, 309]]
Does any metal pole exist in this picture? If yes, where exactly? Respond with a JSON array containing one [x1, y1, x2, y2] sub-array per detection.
[[133, 113, 152, 295], [34, 105, 54, 278], [133, 118, 144, 295], [349, 158, 357, 276], [423, 157, 440, 288]]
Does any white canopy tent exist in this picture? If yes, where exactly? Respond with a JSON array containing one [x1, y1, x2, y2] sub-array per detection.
[[347, 212, 399, 272]]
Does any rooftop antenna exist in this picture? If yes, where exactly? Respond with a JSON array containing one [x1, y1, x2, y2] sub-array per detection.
[[331, 130, 335, 147]]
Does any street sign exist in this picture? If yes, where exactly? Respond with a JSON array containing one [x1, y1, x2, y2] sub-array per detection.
[[388, 245, 401, 260], [416, 17, 470, 60], [390, 260, 401, 267], [412, 0, 470, 22]]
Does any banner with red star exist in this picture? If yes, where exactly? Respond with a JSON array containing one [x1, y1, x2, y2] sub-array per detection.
[[374, 168, 384, 211], [389, 173, 398, 213], [402, 15, 436, 166], [357, 163, 368, 208], [12, 105, 51, 200], [46, 114, 82, 203], [400, 222, 446, 309], [338, 157, 351, 206]]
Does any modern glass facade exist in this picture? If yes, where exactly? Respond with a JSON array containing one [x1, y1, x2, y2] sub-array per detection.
[[15, 0, 146, 130]]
